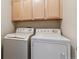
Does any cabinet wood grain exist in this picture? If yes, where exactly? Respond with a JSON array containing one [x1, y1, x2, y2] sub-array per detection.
[[45, 0, 60, 18], [12, 1, 21, 20], [12, 0, 61, 21], [32, 0, 45, 19], [22, 0, 32, 20]]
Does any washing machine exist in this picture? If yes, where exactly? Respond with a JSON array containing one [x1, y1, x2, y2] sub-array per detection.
[[3, 28, 34, 59], [31, 29, 71, 59]]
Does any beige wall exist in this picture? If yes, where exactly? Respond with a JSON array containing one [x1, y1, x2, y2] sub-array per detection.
[[14, 20, 61, 29], [1, 0, 15, 38], [61, 0, 77, 59]]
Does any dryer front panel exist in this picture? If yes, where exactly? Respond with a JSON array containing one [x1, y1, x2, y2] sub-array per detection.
[[31, 41, 68, 59]]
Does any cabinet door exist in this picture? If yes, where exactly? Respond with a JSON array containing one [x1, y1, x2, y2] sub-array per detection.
[[33, 0, 45, 19], [12, 0, 22, 20], [45, 0, 60, 19], [22, 0, 32, 20]]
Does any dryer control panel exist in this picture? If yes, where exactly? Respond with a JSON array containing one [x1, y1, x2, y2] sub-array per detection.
[[36, 29, 61, 34]]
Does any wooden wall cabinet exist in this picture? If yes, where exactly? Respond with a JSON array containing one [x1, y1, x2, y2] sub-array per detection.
[[32, 0, 45, 19], [12, 0, 21, 20], [12, 0, 60, 21], [22, 0, 32, 20], [12, 0, 32, 21], [45, 0, 60, 19]]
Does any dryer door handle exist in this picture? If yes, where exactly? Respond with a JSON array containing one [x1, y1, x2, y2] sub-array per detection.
[[60, 52, 66, 59]]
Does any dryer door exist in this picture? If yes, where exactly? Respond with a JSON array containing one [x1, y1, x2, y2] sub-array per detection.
[[31, 42, 68, 59]]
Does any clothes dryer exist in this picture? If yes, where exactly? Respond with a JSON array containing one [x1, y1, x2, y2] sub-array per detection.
[[31, 29, 71, 59]]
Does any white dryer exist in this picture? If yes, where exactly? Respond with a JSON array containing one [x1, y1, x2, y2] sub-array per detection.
[[3, 28, 34, 59], [31, 29, 71, 59]]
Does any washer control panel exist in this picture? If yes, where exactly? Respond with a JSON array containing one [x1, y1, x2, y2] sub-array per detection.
[[16, 28, 34, 33]]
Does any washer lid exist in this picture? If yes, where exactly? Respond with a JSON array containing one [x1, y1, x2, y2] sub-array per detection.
[[4, 33, 32, 40]]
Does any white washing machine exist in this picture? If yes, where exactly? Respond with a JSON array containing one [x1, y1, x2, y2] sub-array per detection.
[[31, 29, 71, 59], [3, 28, 34, 59]]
